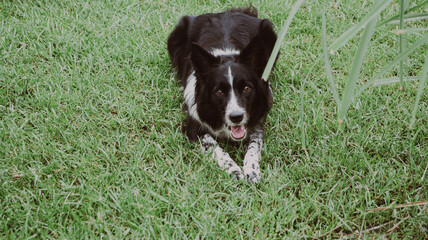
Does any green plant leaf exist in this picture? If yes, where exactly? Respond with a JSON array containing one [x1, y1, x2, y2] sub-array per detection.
[[400, 28, 428, 34], [377, 0, 428, 27], [338, 12, 379, 123], [262, 0, 305, 82], [329, 0, 393, 52], [321, 5, 340, 106], [374, 76, 420, 86], [356, 34, 428, 98], [399, 0, 406, 88], [410, 51, 428, 129], [388, 13, 428, 25], [299, 58, 321, 150]]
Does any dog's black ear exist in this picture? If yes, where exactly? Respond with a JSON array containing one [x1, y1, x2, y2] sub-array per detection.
[[191, 43, 218, 76], [239, 36, 266, 77], [240, 19, 277, 77]]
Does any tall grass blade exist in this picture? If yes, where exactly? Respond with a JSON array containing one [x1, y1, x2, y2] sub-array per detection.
[[356, 34, 428, 98], [400, 28, 428, 34], [262, 0, 305, 82], [410, 51, 428, 129], [388, 14, 428, 25], [377, 0, 428, 27], [374, 76, 420, 86], [338, 14, 379, 124], [299, 57, 321, 150], [299, 80, 306, 150], [322, 6, 340, 106], [329, 0, 392, 52], [399, 0, 406, 89]]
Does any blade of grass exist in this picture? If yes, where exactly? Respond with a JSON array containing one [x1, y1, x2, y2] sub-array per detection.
[[262, 0, 305, 82], [374, 76, 420, 86], [388, 14, 428, 25], [338, 14, 379, 124], [366, 201, 428, 212], [377, 0, 428, 27], [328, 0, 392, 52], [321, 5, 340, 107], [409, 50, 428, 129], [385, 216, 410, 235], [299, 57, 321, 151], [299, 79, 306, 150], [356, 34, 428, 98], [398, 0, 406, 89], [400, 28, 428, 34]]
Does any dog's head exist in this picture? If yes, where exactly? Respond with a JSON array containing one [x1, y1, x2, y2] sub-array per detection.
[[191, 21, 275, 140]]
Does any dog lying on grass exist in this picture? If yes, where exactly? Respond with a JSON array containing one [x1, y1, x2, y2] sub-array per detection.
[[167, 7, 277, 183]]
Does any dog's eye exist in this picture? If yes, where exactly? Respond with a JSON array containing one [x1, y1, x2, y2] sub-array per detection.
[[215, 89, 224, 96], [243, 86, 252, 93]]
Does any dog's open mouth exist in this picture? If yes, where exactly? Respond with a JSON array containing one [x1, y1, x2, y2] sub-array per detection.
[[230, 125, 246, 140]]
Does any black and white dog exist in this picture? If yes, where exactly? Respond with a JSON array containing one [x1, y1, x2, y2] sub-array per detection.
[[167, 7, 277, 183]]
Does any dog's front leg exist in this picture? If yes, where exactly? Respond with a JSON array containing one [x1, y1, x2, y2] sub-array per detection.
[[243, 132, 263, 183], [201, 134, 244, 180]]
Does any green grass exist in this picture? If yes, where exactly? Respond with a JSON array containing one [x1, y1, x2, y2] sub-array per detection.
[[0, 0, 427, 239]]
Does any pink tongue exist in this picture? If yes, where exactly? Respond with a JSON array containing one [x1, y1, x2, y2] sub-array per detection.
[[231, 125, 246, 139]]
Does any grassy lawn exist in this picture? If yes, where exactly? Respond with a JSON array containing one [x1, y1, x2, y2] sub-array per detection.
[[0, 0, 426, 238]]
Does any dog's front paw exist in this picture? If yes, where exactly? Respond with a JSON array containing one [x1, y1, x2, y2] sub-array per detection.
[[227, 166, 244, 180], [243, 165, 261, 184], [201, 134, 218, 152]]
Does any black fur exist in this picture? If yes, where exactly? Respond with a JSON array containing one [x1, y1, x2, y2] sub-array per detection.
[[167, 7, 277, 143]]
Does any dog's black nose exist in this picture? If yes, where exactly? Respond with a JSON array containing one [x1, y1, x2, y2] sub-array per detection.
[[229, 112, 244, 123]]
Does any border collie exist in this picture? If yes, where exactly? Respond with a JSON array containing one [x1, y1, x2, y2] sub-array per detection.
[[167, 7, 277, 183]]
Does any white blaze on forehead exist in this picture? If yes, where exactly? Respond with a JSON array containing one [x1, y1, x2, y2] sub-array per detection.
[[227, 67, 233, 86], [211, 48, 240, 57], [225, 67, 246, 124]]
